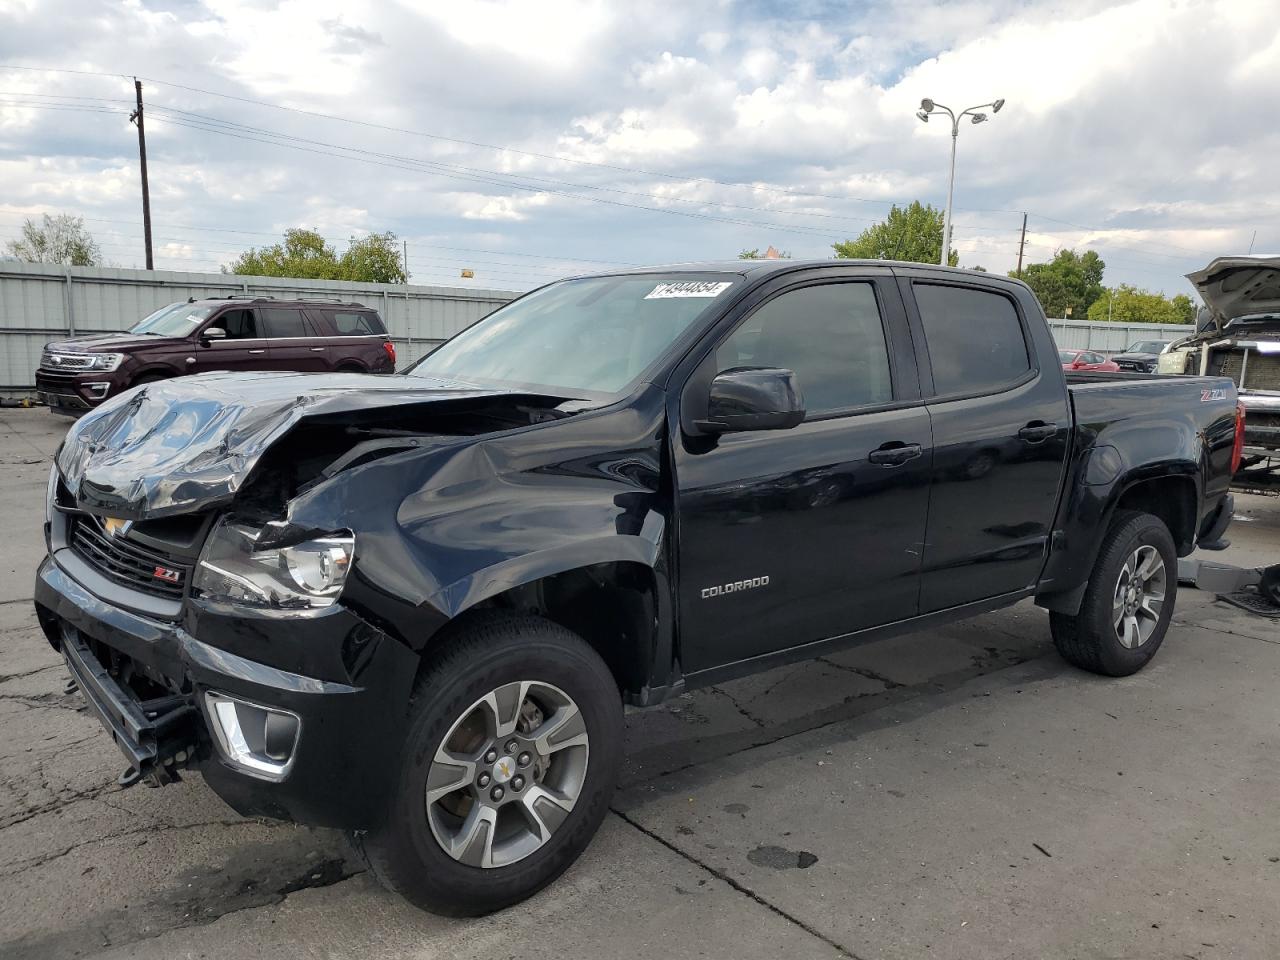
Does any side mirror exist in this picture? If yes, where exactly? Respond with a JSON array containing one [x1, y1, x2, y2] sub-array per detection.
[[694, 367, 805, 434], [200, 326, 226, 345]]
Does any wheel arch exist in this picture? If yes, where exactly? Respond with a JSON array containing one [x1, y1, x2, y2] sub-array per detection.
[[428, 546, 674, 706], [1036, 465, 1199, 616]]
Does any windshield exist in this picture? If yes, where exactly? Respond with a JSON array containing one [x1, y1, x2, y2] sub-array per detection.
[[1125, 340, 1164, 354], [1058, 350, 1076, 363], [406, 273, 741, 396], [129, 302, 216, 337]]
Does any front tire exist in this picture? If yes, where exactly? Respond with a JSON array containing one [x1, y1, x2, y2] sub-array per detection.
[[354, 614, 622, 916], [1050, 510, 1177, 677]]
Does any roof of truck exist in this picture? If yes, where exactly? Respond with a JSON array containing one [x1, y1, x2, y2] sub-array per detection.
[[578, 259, 1000, 279]]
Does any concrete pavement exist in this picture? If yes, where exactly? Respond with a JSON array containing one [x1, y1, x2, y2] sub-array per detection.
[[2, 408, 1277, 959]]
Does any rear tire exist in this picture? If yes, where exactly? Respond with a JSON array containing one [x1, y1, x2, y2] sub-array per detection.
[[352, 614, 622, 916], [1050, 510, 1177, 677]]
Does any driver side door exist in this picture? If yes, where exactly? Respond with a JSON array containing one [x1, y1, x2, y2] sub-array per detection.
[[190, 308, 273, 373], [673, 272, 934, 677]]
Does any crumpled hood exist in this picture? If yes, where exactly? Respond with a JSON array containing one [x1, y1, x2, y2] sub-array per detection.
[[57, 371, 518, 519], [1186, 255, 1280, 329]]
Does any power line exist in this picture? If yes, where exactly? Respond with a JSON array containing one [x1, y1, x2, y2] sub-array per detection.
[[0, 64, 1228, 270], [144, 113, 855, 241], [0, 63, 1019, 215]]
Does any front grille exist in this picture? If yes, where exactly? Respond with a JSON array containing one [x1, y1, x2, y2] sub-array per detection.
[[68, 514, 192, 600], [1116, 359, 1149, 371], [39, 352, 95, 372]]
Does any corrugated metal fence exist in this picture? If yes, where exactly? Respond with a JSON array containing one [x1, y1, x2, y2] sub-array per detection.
[[1047, 317, 1194, 352], [0, 262, 517, 394]]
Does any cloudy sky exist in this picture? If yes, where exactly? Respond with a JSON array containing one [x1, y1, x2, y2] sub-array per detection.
[[0, 0, 1276, 295]]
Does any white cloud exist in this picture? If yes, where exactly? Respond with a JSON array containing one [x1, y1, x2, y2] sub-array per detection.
[[0, 0, 1278, 292]]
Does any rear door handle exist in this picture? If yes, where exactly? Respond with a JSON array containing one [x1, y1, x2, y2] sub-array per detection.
[[868, 442, 923, 466], [1018, 421, 1057, 443], [309, 346, 326, 352], [247, 349, 266, 355]]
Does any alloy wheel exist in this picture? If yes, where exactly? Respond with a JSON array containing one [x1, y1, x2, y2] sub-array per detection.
[[425, 680, 589, 869], [1112, 544, 1167, 649]]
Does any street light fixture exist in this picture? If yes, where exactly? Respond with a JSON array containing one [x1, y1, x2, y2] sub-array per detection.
[[916, 97, 1004, 265]]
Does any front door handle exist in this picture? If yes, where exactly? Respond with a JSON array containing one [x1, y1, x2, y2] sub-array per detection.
[[247, 348, 266, 355], [1018, 421, 1057, 443], [868, 441, 923, 466]]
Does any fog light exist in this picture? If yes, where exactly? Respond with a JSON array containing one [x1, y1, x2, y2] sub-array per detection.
[[84, 382, 110, 400], [205, 691, 301, 781]]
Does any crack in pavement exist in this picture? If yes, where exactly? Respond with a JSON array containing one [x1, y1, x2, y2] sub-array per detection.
[[708, 685, 767, 728], [610, 807, 866, 960], [816, 657, 905, 688], [0, 816, 258, 878], [0, 779, 119, 830], [0, 664, 61, 685], [3, 854, 366, 960]]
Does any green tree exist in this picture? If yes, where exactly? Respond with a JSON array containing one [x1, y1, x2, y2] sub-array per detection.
[[225, 228, 341, 278], [739, 247, 792, 259], [833, 201, 958, 266], [1087, 285, 1201, 325], [1171, 293, 1197, 324], [5, 213, 101, 265], [341, 232, 408, 283], [1013, 248, 1105, 317], [225, 229, 408, 282]]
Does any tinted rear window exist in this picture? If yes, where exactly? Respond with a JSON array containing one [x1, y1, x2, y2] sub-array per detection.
[[261, 307, 308, 338], [331, 310, 383, 335], [914, 284, 1030, 396]]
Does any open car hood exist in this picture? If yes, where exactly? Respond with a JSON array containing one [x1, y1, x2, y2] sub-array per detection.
[[56, 371, 525, 519], [1186, 255, 1280, 330]]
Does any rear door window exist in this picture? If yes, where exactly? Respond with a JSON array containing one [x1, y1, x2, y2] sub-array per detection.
[[261, 307, 309, 339], [331, 310, 383, 335], [912, 283, 1030, 397], [209, 309, 258, 339]]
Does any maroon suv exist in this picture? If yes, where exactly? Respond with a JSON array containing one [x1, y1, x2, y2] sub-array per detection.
[[35, 297, 396, 415]]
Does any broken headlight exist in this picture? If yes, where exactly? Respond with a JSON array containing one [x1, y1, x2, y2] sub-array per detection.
[[193, 518, 354, 609]]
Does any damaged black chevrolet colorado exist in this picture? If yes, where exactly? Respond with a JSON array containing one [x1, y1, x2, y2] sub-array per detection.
[[35, 261, 1243, 915]]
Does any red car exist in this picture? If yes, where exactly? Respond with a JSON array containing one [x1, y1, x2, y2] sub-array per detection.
[[1060, 349, 1120, 372]]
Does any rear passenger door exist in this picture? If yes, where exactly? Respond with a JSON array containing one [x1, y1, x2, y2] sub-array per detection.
[[899, 274, 1071, 612], [261, 307, 328, 371], [674, 271, 933, 675]]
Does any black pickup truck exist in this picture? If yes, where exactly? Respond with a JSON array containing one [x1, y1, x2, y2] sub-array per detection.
[[35, 260, 1242, 916]]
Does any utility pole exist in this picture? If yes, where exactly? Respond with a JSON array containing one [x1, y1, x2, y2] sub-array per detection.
[[1016, 212, 1028, 278], [129, 79, 154, 270], [403, 239, 409, 282]]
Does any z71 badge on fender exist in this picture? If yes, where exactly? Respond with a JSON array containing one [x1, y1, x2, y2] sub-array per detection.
[[701, 576, 770, 599]]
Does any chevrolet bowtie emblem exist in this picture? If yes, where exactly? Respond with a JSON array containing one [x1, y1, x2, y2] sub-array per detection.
[[102, 517, 132, 538]]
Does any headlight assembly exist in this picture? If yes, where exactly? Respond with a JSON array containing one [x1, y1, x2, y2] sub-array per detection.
[[193, 518, 354, 609], [84, 353, 124, 372]]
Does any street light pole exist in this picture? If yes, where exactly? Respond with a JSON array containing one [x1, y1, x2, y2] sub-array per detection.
[[916, 97, 1004, 266]]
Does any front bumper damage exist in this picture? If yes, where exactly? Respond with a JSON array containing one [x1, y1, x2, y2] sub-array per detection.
[[35, 556, 418, 828]]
